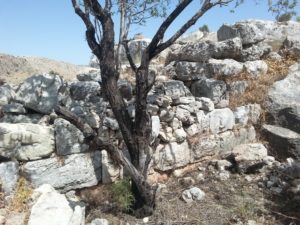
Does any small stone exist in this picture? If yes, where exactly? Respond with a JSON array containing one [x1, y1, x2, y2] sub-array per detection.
[[91, 218, 109, 225], [178, 177, 195, 186], [196, 173, 205, 182], [0, 215, 5, 225], [143, 217, 149, 223], [247, 220, 256, 225], [270, 187, 282, 194], [245, 175, 252, 182], [189, 187, 205, 201], [217, 171, 230, 181]]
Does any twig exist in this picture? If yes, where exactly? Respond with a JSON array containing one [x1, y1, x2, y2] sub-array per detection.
[[272, 210, 300, 221]]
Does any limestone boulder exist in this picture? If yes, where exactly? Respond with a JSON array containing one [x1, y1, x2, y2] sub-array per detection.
[[15, 74, 63, 114], [282, 36, 300, 58], [0, 161, 19, 195], [28, 184, 85, 225], [266, 70, 300, 125], [164, 80, 192, 100], [243, 60, 268, 78], [1, 103, 26, 114], [232, 143, 268, 173], [170, 61, 209, 81], [262, 125, 300, 160], [208, 59, 244, 77], [154, 141, 191, 171], [0, 85, 15, 106], [191, 79, 227, 105], [234, 104, 261, 125], [22, 152, 102, 192], [0, 123, 54, 161], [54, 118, 89, 156], [70, 81, 101, 101]]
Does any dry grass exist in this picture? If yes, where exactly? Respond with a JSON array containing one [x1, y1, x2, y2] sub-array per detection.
[[227, 57, 298, 110], [8, 177, 32, 212]]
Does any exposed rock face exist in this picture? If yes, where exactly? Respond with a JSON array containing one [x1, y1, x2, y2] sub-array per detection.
[[166, 37, 242, 63], [0, 161, 19, 195], [28, 184, 85, 225], [234, 104, 261, 125], [23, 152, 101, 192], [218, 20, 300, 46], [0, 85, 15, 106], [101, 150, 120, 184], [266, 70, 300, 125], [1, 103, 27, 114], [262, 125, 300, 160], [54, 118, 89, 156], [282, 36, 300, 58], [70, 81, 101, 101], [208, 59, 244, 77], [0, 123, 54, 161], [15, 74, 64, 114], [243, 60, 268, 78]]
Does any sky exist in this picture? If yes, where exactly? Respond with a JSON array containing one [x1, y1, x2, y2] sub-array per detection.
[[0, 0, 299, 65]]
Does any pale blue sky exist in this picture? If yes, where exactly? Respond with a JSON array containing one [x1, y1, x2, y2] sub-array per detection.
[[0, 1, 299, 65]]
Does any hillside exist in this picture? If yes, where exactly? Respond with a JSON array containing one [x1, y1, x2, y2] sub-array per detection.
[[0, 54, 95, 84]]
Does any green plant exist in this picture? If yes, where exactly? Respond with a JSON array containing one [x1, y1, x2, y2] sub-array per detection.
[[111, 178, 135, 211], [48, 70, 59, 75]]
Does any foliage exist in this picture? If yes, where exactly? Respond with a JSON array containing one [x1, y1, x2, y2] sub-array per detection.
[[268, 0, 298, 21], [111, 177, 135, 211], [199, 24, 210, 33]]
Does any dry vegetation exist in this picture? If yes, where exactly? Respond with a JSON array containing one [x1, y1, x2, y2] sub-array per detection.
[[226, 57, 298, 110], [8, 177, 32, 213]]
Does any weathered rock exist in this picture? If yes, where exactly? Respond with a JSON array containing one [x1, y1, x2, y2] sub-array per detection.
[[101, 150, 120, 184], [196, 108, 235, 134], [175, 106, 194, 125], [174, 128, 187, 143], [217, 20, 300, 46], [154, 141, 190, 171], [173, 96, 196, 105], [282, 36, 300, 58], [234, 104, 261, 125], [208, 59, 244, 76], [1, 103, 26, 114], [232, 143, 268, 173], [0, 161, 19, 195], [197, 97, 214, 112], [182, 187, 205, 203], [191, 126, 256, 160], [191, 78, 227, 104], [243, 60, 268, 78], [276, 106, 300, 133], [228, 81, 248, 95], [90, 218, 109, 225], [218, 22, 264, 44], [0, 85, 15, 106], [70, 81, 101, 101], [77, 71, 101, 82], [0, 123, 54, 161], [166, 37, 242, 63], [268, 52, 282, 61], [266, 71, 300, 125], [54, 118, 89, 156], [238, 42, 271, 62], [151, 116, 161, 144], [164, 80, 192, 100], [28, 184, 85, 225], [103, 117, 119, 131], [262, 124, 300, 160], [23, 152, 102, 192], [178, 30, 204, 43], [15, 74, 63, 114], [0, 114, 44, 124], [170, 61, 209, 81]]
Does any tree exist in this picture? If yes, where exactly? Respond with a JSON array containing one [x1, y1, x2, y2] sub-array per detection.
[[267, 0, 298, 21], [68, 0, 299, 217]]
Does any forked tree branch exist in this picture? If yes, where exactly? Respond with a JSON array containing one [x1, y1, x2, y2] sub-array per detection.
[[123, 40, 138, 72]]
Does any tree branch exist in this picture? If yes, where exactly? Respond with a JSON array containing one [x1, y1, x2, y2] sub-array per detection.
[[123, 40, 138, 72]]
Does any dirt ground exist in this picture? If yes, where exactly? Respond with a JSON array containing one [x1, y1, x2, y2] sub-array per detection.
[[82, 161, 300, 225]]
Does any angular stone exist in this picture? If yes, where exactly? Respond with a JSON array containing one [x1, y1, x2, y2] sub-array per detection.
[[232, 143, 268, 172], [101, 150, 120, 184], [166, 37, 242, 63], [28, 184, 85, 225], [54, 118, 89, 156], [103, 117, 119, 131], [0, 114, 43, 124], [70, 81, 101, 101], [228, 81, 248, 95], [191, 126, 256, 161], [164, 80, 192, 100], [16, 74, 63, 114], [182, 187, 205, 203], [154, 141, 190, 171], [0, 123, 55, 161], [0, 85, 15, 106], [218, 22, 264, 44], [266, 71, 300, 125], [151, 116, 160, 144], [244, 60, 268, 78], [1, 103, 26, 114], [23, 152, 102, 192], [174, 128, 187, 143], [90, 219, 109, 225], [171, 61, 209, 81], [208, 59, 244, 77], [262, 124, 300, 160], [191, 79, 227, 104], [208, 108, 235, 134], [239, 42, 271, 62], [175, 107, 193, 126], [77, 71, 101, 82], [282, 36, 300, 58], [234, 104, 261, 125], [0, 161, 19, 195]]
